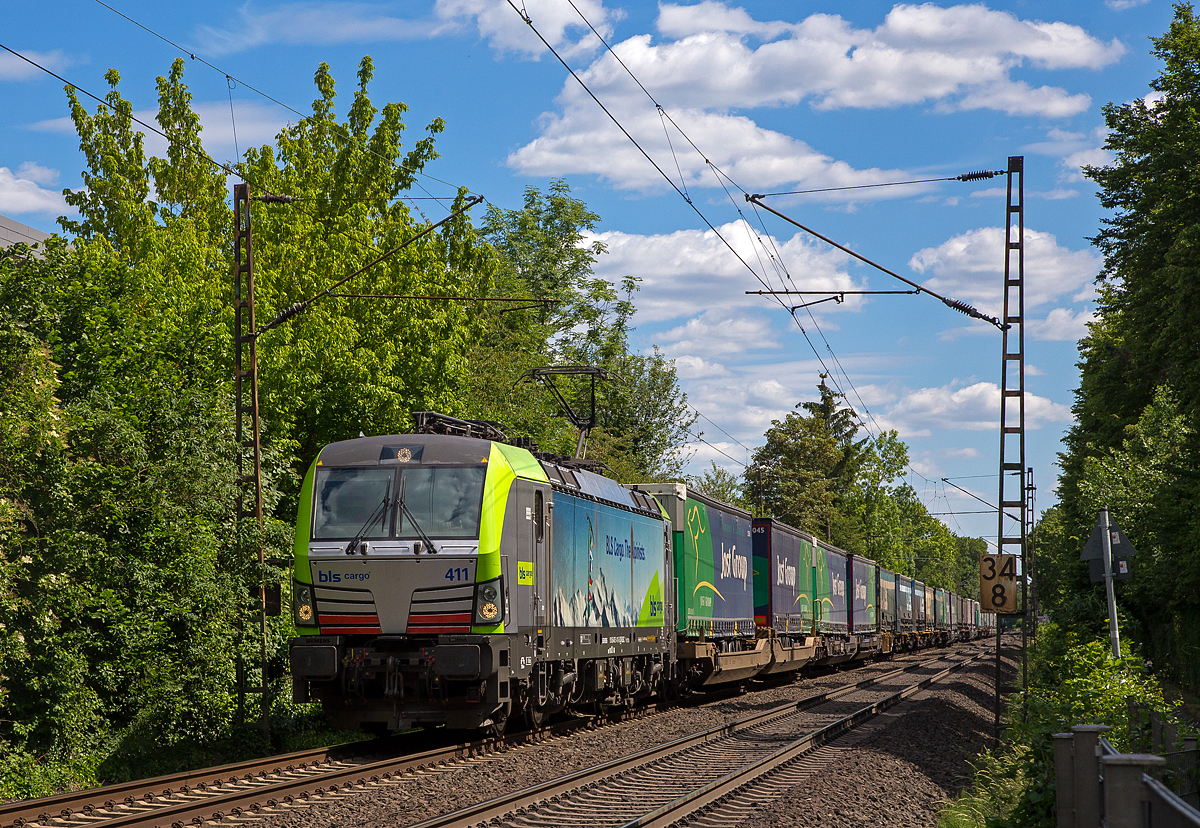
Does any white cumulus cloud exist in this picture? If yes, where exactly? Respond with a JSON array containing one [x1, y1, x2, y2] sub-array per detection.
[[194, 2, 438, 55], [879, 381, 1073, 438], [587, 220, 858, 322], [435, 0, 619, 59], [0, 49, 76, 81], [0, 165, 69, 217], [659, 310, 780, 358], [908, 226, 1101, 317], [509, 2, 1121, 190], [1026, 307, 1095, 341]]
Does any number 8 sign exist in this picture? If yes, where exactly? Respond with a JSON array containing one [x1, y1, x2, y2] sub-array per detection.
[[979, 553, 1020, 614]]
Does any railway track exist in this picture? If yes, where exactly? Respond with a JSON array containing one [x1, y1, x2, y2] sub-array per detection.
[[0, 720, 587, 828], [408, 643, 988, 828], [1, 641, 986, 828]]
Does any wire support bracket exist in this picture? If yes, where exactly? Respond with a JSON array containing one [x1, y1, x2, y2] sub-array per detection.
[[745, 194, 1006, 330]]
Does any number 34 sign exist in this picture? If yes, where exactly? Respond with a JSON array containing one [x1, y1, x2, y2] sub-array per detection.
[[980, 554, 1020, 614]]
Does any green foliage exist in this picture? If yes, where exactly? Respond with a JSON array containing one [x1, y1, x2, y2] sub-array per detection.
[[940, 629, 1179, 828], [745, 405, 840, 532], [467, 181, 695, 480], [1, 55, 704, 797], [686, 462, 750, 510], [0, 55, 511, 795], [1048, 3, 1200, 698]]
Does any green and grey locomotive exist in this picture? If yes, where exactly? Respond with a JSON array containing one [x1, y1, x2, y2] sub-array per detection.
[[288, 418, 673, 733]]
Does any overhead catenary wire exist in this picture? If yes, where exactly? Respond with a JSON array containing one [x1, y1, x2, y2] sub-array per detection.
[[548, 0, 946, 495], [504, 0, 773, 299], [746, 195, 1006, 330], [555, 0, 1010, 503], [756, 170, 1003, 198], [941, 478, 1019, 524], [0, 41, 240, 179], [551, 0, 941, 473], [507, 0, 861, 478]]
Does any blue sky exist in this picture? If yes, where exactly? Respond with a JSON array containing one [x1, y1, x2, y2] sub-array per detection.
[[0, 0, 1174, 544]]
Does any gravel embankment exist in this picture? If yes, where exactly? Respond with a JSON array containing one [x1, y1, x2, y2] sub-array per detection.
[[251, 647, 980, 828], [736, 644, 1018, 828]]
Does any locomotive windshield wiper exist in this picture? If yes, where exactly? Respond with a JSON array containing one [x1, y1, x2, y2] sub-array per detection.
[[398, 477, 439, 554], [345, 485, 390, 555]]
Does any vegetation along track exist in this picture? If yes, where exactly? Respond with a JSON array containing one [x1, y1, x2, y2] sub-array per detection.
[[1, 644, 979, 828], [409, 643, 988, 828]]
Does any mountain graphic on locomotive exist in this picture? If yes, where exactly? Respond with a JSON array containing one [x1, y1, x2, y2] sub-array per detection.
[[288, 414, 996, 734]]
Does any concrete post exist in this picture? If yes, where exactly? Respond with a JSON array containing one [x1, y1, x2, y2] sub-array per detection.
[[1100, 753, 1166, 828], [1052, 733, 1075, 828], [1072, 724, 1111, 828], [1126, 696, 1143, 751]]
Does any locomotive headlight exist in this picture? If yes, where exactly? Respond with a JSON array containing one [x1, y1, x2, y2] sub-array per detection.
[[474, 577, 503, 625], [294, 584, 317, 627]]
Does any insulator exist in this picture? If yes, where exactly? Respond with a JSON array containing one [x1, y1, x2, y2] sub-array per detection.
[[269, 302, 306, 327], [957, 170, 999, 182], [942, 296, 1004, 328]]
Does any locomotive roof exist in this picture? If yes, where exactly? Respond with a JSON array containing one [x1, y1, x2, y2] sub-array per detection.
[[315, 433, 663, 517], [316, 433, 495, 466]]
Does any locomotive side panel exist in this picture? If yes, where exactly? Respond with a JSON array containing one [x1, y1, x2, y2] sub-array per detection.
[[549, 491, 668, 636]]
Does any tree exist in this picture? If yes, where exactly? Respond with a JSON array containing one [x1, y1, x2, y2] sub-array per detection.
[[745, 408, 840, 534], [1049, 4, 1200, 694], [745, 381, 978, 590], [686, 462, 748, 509], [468, 181, 695, 481], [0, 55, 502, 791]]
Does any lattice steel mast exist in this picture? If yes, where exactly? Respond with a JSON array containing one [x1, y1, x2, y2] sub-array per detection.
[[994, 156, 1026, 736], [233, 183, 269, 734]]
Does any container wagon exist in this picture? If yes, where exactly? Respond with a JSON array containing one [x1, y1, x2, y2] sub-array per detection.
[[751, 517, 818, 674], [631, 484, 764, 686]]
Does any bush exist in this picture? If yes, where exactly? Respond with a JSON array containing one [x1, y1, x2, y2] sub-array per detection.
[[940, 625, 1178, 828]]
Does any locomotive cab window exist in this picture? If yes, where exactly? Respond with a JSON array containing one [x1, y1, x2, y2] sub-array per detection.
[[397, 466, 486, 539], [313, 468, 394, 539]]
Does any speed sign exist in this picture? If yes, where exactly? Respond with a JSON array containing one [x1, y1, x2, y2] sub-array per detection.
[[979, 553, 1020, 614]]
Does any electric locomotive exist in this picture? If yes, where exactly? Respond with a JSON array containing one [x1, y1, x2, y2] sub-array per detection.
[[288, 414, 672, 733]]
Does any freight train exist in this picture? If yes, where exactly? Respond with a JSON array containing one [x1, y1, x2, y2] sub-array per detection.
[[288, 415, 997, 734]]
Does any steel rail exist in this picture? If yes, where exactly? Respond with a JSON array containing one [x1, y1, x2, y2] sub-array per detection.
[[622, 651, 987, 827], [3, 642, 985, 828], [4, 721, 588, 828], [406, 644, 986, 828], [0, 738, 393, 828], [1, 644, 942, 828]]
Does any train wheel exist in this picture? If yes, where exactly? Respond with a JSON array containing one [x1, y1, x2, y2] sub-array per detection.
[[525, 701, 547, 730], [487, 701, 510, 739]]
